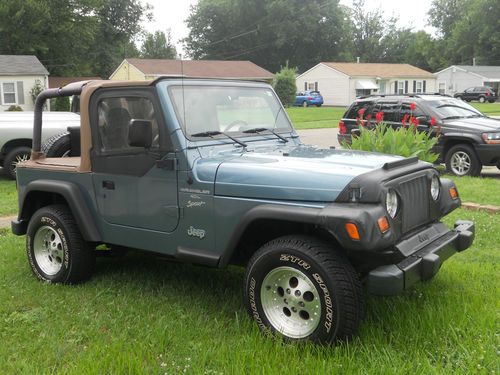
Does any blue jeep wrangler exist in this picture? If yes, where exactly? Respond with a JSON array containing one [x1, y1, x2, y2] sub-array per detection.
[[12, 78, 474, 344]]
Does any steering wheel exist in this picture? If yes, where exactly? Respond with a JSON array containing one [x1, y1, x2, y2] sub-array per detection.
[[224, 120, 249, 132]]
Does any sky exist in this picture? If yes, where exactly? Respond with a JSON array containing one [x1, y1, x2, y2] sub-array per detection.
[[140, 0, 436, 55]]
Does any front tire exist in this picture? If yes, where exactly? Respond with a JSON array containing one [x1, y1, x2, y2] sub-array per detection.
[[302, 101, 308, 108], [244, 235, 364, 343], [27, 205, 95, 283], [3, 146, 31, 180], [479, 96, 486, 103], [445, 144, 481, 176]]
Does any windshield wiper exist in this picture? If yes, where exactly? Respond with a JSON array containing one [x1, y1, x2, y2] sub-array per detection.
[[441, 116, 464, 120], [191, 130, 247, 148], [242, 127, 288, 143]]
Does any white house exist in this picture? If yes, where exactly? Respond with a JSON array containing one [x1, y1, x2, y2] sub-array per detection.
[[434, 65, 500, 96], [0, 55, 49, 111], [296, 62, 436, 106]]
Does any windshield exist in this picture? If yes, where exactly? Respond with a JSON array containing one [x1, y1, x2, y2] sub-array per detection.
[[426, 98, 484, 119], [168, 85, 293, 138]]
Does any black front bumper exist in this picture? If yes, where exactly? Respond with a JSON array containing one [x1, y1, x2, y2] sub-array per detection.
[[474, 144, 500, 165], [367, 220, 475, 295]]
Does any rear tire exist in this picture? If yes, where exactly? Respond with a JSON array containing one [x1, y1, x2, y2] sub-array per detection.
[[27, 204, 95, 283], [3, 146, 31, 180], [244, 235, 364, 344], [445, 144, 481, 177], [479, 96, 486, 103], [42, 132, 71, 157]]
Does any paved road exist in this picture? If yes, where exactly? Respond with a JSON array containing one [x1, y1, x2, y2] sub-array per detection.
[[297, 128, 499, 177]]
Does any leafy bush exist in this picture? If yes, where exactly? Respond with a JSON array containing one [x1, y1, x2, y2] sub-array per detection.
[[273, 65, 297, 107], [5, 105, 22, 111], [30, 79, 44, 104], [344, 106, 440, 163], [52, 96, 70, 111]]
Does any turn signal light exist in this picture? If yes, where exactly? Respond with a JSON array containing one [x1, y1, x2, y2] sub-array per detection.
[[377, 216, 390, 233], [449, 186, 458, 199], [345, 223, 360, 241]]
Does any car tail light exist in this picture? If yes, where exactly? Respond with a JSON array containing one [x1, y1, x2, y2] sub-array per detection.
[[339, 121, 346, 134], [308, 96, 313, 100], [486, 91, 491, 96]]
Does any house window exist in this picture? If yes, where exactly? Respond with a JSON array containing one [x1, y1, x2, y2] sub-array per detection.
[[2, 82, 17, 104], [398, 81, 404, 94], [307, 82, 316, 91], [438, 82, 446, 95], [416, 81, 423, 93]]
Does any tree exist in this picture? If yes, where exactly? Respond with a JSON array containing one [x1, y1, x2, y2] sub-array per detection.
[[184, 0, 351, 73], [0, 0, 151, 78], [273, 66, 296, 107], [141, 31, 177, 59]]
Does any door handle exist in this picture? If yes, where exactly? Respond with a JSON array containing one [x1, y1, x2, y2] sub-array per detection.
[[102, 180, 115, 190]]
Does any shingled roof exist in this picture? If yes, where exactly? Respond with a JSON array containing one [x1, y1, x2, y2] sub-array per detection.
[[124, 59, 274, 80], [0, 55, 49, 75], [321, 62, 434, 78]]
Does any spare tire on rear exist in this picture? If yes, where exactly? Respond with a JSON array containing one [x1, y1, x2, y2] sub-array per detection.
[[42, 132, 72, 157]]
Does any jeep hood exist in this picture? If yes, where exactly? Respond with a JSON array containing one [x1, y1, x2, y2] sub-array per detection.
[[195, 145, 405, 202]]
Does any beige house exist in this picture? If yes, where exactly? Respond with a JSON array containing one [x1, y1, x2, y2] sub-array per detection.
[[0, 55, 49, 111], [296, 62, 436, 106], [109, 58, 274, 82]]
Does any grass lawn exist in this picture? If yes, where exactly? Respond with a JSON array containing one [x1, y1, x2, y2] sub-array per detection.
[[0, 207, 498, 373], [286, 106, 346, 129], [450, 175, 500, 206], [471, 102, 500, 116], [0, 177, 18, 216]]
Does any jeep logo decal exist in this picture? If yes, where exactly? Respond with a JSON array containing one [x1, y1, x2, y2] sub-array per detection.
[[187, 226, 206, 239]]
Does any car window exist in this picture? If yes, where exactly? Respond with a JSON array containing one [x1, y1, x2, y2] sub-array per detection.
[[465, 88, 473, 93], [345, 101, 374, 119], [168, 85, 293, 137], [426, 98, 483, 119], [97, 96, 159, 152], [376, 101, 400, 122], [400, 102, 426, 119]]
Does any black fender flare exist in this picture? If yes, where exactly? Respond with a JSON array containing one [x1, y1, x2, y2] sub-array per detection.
[[218, 204, 322, 267], [17, 179, 101, 242]]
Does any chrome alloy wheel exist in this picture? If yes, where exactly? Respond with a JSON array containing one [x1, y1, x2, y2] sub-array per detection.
[[11, 153, 29, 171], [451, 151, 471, 175], [260, 266, 321, 338], [33, 226, 64, 276]]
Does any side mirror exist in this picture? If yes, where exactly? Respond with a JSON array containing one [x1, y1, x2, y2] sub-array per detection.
[[415, 115, 430, 125], [128, 119, 152, 148]]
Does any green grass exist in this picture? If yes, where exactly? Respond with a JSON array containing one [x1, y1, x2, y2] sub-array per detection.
[[450, 175, 500, 206], [471, 102, 500, 116], [286, 106, 346, 129], [0, 177, 17, 216], [0, 208, 498, 374]]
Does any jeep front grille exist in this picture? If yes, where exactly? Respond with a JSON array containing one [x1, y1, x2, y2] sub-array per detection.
[[399, 176, 429, 232]]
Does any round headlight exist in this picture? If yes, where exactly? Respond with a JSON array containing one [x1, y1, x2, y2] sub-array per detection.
[[430, 175, 440, 201], [386, 189, 398, 218]]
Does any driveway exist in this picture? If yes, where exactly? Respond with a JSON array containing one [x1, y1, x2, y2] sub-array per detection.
[[297, 128, 499, 177]]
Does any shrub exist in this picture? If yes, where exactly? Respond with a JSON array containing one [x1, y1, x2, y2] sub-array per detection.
[[273, 65, 297, 107], [30, 79, 44, 104], [52, 96, 70, 111], [344, 105, 440, 163], [5, 105, 22, 111]]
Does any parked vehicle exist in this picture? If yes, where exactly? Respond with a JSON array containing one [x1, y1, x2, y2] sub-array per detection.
[[454, 86, 497, 103], [12, 79, 474, 344], [0, 112, 80, 179], [295, 90, 324, 107], [338, 94, 500, 176]]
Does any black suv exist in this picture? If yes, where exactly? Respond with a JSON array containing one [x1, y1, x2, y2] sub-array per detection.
[[454, 86, 497, 103], [338, 94, 500, 176]]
